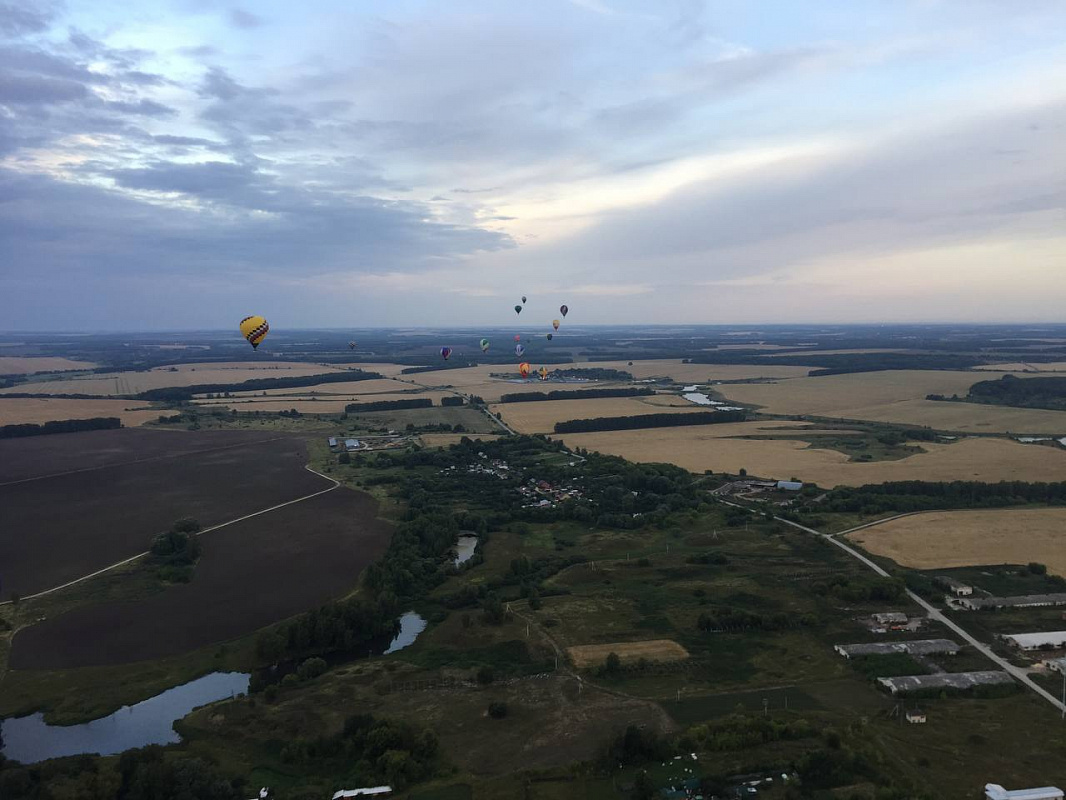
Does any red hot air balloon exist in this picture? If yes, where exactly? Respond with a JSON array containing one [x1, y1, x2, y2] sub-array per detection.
[[519, 362, 531, 378]]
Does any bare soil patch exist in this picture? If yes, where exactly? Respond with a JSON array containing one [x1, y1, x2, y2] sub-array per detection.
[[847, 508, 1066, 578], [0, 431, 328, 596], [9, 487, 391, 668], [568, 640, 690, 668]]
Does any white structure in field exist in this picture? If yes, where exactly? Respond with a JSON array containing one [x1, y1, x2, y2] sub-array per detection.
[[905, 710, 926, 724], [333, 789, 393, 800], [985, 784, 1063, 800], [1003, 631, 1066, 651]]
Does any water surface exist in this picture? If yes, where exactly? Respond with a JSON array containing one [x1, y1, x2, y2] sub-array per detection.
[[0, 671, 249, 765], [454, 534, 478, 566], [384, 611, 427, 655]]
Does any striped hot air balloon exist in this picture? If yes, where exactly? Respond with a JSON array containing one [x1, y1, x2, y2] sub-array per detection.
[[239, 315, 269, 349]]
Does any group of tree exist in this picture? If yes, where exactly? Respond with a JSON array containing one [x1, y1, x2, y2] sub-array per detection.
[[137, 369, 383, 401], [499, 387, 653, 403], [149, 518, 203, 582], [554, 409, 744, 433], [963, 374, 1066, 411], [0, 417, 121, 438], [440, 396, 465, 406], [277, 714, 439, 791], [688, 713, 814, 752], [697, 606, 813, 632], [810, 574, 905, 603]]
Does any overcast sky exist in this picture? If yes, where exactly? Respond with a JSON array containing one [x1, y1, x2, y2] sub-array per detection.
[[1, 0, 1064, 331]]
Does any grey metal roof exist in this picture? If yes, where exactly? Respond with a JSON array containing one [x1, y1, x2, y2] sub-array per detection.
[[836, 638, 960, 657], [962, 593, 1066, 610], [878, 671, 1013, 694]]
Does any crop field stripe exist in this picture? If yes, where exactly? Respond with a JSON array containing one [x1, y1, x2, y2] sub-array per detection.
[[827, 512, 921, 538], [0, 465, 339, 606], [719, 498, 1066, 716], [0, 434, 293, 488]]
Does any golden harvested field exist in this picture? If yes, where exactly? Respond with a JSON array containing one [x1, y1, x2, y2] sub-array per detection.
[[557, 427, 1066, 488], [716, 369, 1066, 433], [218, 378, 413, 397], [567, 640, 690, 668], [492, 395, 701, 434], [0, 361, 349, 396], [0, 357, 98, 374], [0, 398, 172, 426], [847, 508, 1066, 577]]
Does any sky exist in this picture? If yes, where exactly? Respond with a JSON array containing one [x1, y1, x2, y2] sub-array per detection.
[[0, 0, 1064, 331]]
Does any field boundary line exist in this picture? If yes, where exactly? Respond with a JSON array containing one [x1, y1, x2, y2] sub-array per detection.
[[830, 512, 921, 538], [719, 499, 1066, 717], [0, 435, 296, 487], [0, 465, 340, 606]]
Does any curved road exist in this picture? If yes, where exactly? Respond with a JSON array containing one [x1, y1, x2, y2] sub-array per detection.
[[721, 500, 1066, 716], [0, 465, 340, 607]]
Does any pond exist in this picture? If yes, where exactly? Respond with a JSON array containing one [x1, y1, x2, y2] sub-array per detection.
[[383, 611, 427, 655], [454, 533, 478, 566], [0, 671, 249, 765]]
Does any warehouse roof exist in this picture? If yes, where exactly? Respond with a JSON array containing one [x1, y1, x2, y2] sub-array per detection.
[[961, 593, 1066, 610], [835, 639, 960, 658], [878, 671, 1013, 694]]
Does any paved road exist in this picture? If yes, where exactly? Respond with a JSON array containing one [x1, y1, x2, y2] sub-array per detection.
[[0, 465, 340, 606], [721, 500, 1066, 717]]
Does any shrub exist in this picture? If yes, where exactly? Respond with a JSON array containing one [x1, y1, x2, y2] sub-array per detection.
[[488, 701, 508, 719]]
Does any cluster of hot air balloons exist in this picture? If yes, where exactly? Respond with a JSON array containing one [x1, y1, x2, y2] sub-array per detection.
[[237, 297, 571, 386]]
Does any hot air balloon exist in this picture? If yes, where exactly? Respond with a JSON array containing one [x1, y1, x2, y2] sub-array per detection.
[[514, 305, 522, 315], [539, 367, 548, 380], [514, 334, 522, 342], [522, 296, 527, 304], [239, 315, 269, 350], [480, 338, 490, 352], [560, 305, 569, 317], [515, 343, 525, 357], [348, 341, 357, 350], [546, 333, 553, 341], [440, 346, 452, 360], [519, 362, 531, 378], [552, 319, 560, 331]]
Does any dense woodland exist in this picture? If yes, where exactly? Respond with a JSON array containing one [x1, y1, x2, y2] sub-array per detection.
[[499, 387, 653, 403], [962, 374, 1066, 410], [0, 417, 121, 438], [819, 480, 1066, 513], [344, 398, 432, 413], [554, 409, 745, 433]]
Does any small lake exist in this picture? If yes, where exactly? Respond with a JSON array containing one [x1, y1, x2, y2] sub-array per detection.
[[0, 671, 249, 765], [454, 534, 478, 566], [682, 392, 716, 406], [384, 611, 427, 655]]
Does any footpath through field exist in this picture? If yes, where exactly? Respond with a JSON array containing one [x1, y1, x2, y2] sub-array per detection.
[[719, 500, 1066, 717], [0, 465, 340, 607]]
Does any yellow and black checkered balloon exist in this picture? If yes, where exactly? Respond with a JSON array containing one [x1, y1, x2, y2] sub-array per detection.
[[239, 315, 269, 349]]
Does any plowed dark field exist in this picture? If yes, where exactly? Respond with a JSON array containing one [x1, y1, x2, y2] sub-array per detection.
[[0, 430, 329, 597], [10, 487, 390, 668]]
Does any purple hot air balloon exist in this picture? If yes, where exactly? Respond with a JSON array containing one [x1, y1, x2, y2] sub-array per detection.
[[560, 304, 569, 317], [440, 346, 452, 360], [515, 343, 525, 357]]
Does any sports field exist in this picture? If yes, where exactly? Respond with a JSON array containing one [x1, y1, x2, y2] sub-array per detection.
[[0, 361, 350, 396], [847, 508, 1066, 577], [0, 398, 171, 426], [557, 427, 1066, 487], [0, 357, 97, 374]]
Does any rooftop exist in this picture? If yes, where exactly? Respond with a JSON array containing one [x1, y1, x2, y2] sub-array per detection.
[[961, 593, 1066, 610], [985, 785, 1064, 800], [836, 639, 960, 657], [878, 671, 1013, 694], [1003, 631, 1066, 649]]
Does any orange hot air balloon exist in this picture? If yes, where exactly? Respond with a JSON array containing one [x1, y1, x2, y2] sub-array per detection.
[[539, 367, 548, 380], [519, 362, 531, 378]]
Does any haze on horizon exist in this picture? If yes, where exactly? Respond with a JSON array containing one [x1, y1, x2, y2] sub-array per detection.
[[1, 0, 1064, 332]]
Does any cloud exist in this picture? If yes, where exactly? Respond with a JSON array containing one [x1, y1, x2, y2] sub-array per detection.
[[228, 8, 263, 28], [0, 2, 54, 37]]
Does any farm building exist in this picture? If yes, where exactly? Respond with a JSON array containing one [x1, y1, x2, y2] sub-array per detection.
[[332, 789, 393, 800], [1003, 631, 1066, 651], [957, 593, 1066, 611], [1045, 657, 1066, 674], [872, 612, 908, 626], [905, 710, 926, 724], [344, 438, 361, 451], [985, 785, 1063, 800], [834, 639, 960, 658], [936, 577, 973, 597], [328, 437, 337, 449], [878, 671, 1014, 695], [776, 480, 803, 491]]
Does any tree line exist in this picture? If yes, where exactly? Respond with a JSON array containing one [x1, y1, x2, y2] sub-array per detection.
[[499, 387, 653, 403], [345, 397, 432, 413], [820, 479, 1066, 513], [0, 416, 121, 438], [137, 369, 383, 401], [554, 409, 744, 433], [963, 374, 1066, 411]]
